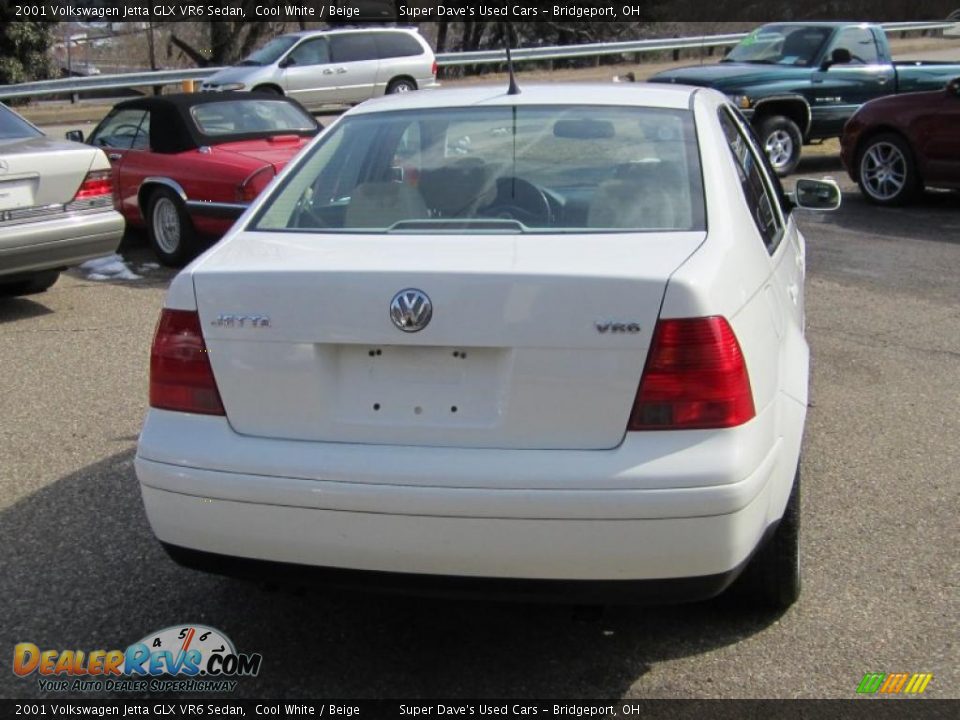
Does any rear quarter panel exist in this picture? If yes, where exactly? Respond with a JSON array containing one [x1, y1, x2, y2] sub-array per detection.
[[663, 93, 805, 524]]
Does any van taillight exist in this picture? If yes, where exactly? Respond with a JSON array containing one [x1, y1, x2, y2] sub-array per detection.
[[150, 309, 225, 416], [431, 60, 438, 77], [628, 316, 755, 430]]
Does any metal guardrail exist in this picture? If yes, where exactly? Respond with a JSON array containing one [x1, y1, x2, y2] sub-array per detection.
[[0, 21, 955, 101]]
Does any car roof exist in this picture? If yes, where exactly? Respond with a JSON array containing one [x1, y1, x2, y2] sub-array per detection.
[[287, 26, 420, 39], [349, 83, 700, 115], [109, 92, 319, 153]]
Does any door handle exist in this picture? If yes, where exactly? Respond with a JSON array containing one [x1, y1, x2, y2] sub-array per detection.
[[108, 153, 122, 161], [335, 67, 347, 74], [322, 68, 334, 75]]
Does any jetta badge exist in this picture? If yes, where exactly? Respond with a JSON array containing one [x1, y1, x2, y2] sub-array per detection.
[[390, 288, 432, 333]]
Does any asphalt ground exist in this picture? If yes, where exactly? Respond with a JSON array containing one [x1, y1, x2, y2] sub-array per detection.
[[1, 93, 959, 702]]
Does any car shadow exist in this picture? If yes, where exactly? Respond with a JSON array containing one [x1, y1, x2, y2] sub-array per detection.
[[817, 189, 960, 246], [0, 295, 55, 323], [0, 449, 783, 700]]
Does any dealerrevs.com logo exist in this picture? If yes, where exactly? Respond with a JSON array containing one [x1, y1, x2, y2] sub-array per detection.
[[13, 625, 262, 693]]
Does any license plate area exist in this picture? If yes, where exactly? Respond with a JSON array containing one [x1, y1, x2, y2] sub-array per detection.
[[334, 344, 509, 427], [0, 178, 38, 211]]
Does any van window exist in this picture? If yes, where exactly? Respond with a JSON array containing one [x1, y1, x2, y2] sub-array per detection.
[[287, 37, 330, 67], [330, 34, 379, 63], [376, 32, 425, 59]]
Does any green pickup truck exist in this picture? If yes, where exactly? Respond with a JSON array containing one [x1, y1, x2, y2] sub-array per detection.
[[649, 22, 960, 174]]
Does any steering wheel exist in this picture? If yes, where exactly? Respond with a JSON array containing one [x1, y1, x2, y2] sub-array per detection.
[[479, 177, 552, 226], [289, 194, 329, 229], [112, 123, 142, 136]]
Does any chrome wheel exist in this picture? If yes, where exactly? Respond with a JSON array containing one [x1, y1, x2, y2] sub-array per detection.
[[765, 129, 794, 170], [152, 196, 181, 255], [860, 142, 907, 201]]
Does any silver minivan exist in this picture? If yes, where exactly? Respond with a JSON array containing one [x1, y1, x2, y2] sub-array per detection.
[[200, 28, 438, 108]]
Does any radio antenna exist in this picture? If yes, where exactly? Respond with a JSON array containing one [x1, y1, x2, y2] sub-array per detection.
[[504, 23, 520, 95]]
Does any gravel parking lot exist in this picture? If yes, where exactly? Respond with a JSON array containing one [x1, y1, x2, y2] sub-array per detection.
[[2, 61, 959, 698]]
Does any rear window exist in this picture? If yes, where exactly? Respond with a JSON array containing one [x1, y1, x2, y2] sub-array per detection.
[[0, 104, 42, 140], [190, 100, 316, 136], [253, 105, 705, 234]]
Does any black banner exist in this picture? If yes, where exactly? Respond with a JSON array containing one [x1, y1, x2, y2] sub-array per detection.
[[7, 0, 960, 22], [2, 700, 959, 719]]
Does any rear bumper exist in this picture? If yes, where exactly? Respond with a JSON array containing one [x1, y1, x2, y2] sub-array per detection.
[[0, 210, 124, 278], [135, 407, 789, 589], [159, 542, 760, 605]]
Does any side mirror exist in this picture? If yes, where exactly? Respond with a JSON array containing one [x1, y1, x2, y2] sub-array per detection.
[[793, 178, 841, 211], [65, 129, 84, 143], [278, 56, 294, 69]]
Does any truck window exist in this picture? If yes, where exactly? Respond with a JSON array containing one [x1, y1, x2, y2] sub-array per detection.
[[831, 27, 880, 65]]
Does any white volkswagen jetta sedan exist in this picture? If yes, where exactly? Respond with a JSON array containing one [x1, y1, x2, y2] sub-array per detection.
[[135, 83, 839, 609]]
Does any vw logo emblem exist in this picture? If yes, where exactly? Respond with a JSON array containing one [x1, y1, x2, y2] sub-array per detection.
[[390, 288, 432, 333]]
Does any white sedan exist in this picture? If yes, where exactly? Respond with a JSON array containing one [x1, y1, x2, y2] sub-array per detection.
[[135, 83, 839, 608]]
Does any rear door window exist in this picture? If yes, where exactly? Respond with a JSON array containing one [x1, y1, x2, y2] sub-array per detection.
[[331, 34, 379, 63], [718, 107, 785, 253]]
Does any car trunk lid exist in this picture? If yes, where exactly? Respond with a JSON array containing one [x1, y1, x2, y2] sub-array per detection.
[[0, 136, 99, 210], [193, 231, 704, 450], [210, 136, 310, 172]]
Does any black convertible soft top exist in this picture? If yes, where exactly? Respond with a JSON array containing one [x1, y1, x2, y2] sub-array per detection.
[[111, 92, 320, 154]]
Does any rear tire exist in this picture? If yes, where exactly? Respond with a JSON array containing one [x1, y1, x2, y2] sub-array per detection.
[[757, 115, 803, 176], [0, 270, 61, 297], [856, 132, 921, 206], [731, 462, 802, 611], [386, 78, 417, 94], [147, 188, 198, 267]]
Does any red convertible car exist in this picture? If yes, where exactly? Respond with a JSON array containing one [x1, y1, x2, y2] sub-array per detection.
[[841, 77, 960, 206], [77, 92, 320, 264]]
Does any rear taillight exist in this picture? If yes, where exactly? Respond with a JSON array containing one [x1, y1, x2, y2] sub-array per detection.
[[150, 309, 225, 416], [72, 169, 112, 200], [628, 316, 755, 431], [237, 165, 276, 203], [431, 60, 438, 77]]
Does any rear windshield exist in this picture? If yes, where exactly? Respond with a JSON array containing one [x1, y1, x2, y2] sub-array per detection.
[[0, 104, 42, 140], [252, 105, 705, 234], [190, 100, 316, 136]]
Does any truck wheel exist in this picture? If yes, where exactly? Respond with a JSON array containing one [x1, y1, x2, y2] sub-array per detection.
[[758, 116, 803, 176], [0, 270, 61, 297], [856, 133, 920, 206], [729, 462, 802, 611], [147, 188, 198, 267]]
